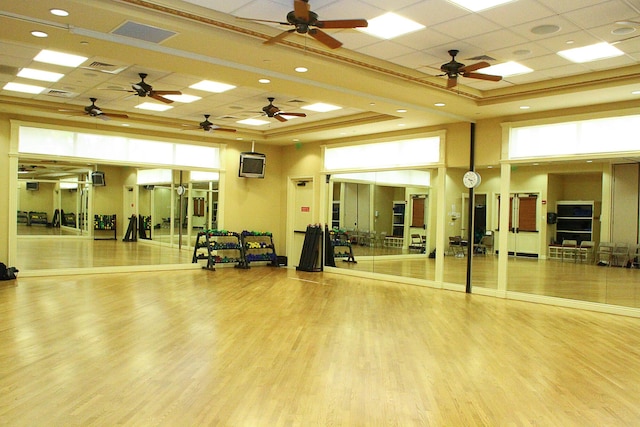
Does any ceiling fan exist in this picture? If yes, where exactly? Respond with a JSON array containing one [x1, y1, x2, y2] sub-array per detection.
[[107, 73, 182, 104], [183, 115, 237, 133], [438, 50, 502, 88], [262, 98, 307, 122], [59, 98, 129, 120], [239, 0, 368, 49]]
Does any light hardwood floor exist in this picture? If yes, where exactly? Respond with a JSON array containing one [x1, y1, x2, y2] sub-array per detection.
[[2, 267, 640, 426]]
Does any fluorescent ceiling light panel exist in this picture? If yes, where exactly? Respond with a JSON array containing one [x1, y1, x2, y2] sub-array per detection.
[[557, 42, 624, 63], [302, 102, 342, 112], [162, 94, 201, 103], [447, 0, 515, 12], [189, 80, 236, 93], [237, 118, 270, 126], [479, 61, 533, 77], [17, 68, 64, 82], [3, 82, 45, 94], [135, 102, 173, 112], [358, 13, 425, 39], [33, 49, 87, 67]]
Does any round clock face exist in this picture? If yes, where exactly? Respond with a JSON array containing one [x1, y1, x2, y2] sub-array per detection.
[[176, 185, 185, 196], [463, 171, 481, 188]]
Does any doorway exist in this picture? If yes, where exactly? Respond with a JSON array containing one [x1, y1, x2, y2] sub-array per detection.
[[288, 178, 314, 268]]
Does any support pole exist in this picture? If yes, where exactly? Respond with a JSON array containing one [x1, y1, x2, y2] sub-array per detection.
[[466, 123, 476, 293]]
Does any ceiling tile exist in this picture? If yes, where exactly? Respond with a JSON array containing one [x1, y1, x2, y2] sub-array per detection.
[[461, 29, 530, 52], [396, 1, 470, 27], [429, 13, 502, 40], [479, 0, 556, 26], [356, 41, 416, 60], [534, 0, 615, 14], [561, 0, 639, 29]]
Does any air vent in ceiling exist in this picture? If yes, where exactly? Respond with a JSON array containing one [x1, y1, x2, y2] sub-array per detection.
[[467, 55, 496, 61], [82, 59, 128, 74], [0, 65, 19, 76], [217, 115, 238, 120], [112, 21, 177, 44], [45, 89, 76, 98]]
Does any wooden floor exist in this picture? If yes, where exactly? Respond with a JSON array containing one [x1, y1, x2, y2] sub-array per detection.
[[2, 267, 640, 426]]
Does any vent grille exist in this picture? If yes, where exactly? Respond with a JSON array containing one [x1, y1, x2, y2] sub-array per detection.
[[45, 89, 75, 98], [0, 65, 19, 76], [112, 21, 177, 44], [467, 55, 496, 61], [82, 60, 127, 74]]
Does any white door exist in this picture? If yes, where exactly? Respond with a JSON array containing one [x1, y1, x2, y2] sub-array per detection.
[[289, 179, 314, 267]]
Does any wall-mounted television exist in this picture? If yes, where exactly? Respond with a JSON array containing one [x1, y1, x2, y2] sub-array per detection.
[[239, 152, 266, 178], [26, 182, 39, 191], [91, 171, 106, 186]]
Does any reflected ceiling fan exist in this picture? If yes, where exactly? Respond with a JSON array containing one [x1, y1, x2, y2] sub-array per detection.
[[262, 98, 306, 122], [183, 115, 237, 133], [59, 98, 128, 120], [438, 50, 502, 88], [107, 73, 181, 104], [239, 0, 368, 49]]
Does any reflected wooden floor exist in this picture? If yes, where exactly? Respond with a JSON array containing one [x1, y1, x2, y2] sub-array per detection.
[[339, 253, 640, 309], [17, 237, 193, 270], [2, 267, 640, 426]]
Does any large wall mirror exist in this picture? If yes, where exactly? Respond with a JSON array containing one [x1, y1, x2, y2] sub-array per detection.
[[14, 159, 219, 272], [325, 170, 436, 282]]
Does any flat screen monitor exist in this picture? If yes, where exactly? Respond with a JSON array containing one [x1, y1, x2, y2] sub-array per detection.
[[239, 152, 266, 178], [91, 171, 106, 186]]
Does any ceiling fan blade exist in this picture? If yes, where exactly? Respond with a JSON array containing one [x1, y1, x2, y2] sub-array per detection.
[[309, 28, 342, 49], [460, 61, 490, 73], [316, 19, 368, 29], [264, 29, 296, 45], [149, 93, 174, 104], [279, 112, 307, 117], [294, 0, 310, 21], [447, 76, 458, 88], [274, 114, 288, 122], [152, 90, 182, 96], [210, 127, 237, 133], [464, 72, 502, 82]]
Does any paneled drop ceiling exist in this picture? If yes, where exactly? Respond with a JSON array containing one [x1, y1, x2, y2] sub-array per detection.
[[0, 0, 639, 145]]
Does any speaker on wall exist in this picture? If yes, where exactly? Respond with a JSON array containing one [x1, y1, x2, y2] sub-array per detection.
[[91, 171, 105, 186], [547, 212, 557, 224]]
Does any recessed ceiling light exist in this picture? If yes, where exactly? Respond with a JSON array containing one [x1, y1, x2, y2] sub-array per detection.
[[358, 12, 425, 39], [302, 102, 341, 112], [531, 24, 561, 35], [31, 31, 48, 38], [396, 109, 407, 113], [189, 80, 236, 93], [33, 49, 87, 67], [237, 118, 270, 126], [434, 102, 446, 107], [258, 78, 270, 84], [447, 0, 515, 12], [17, 68, 64, 82], [50, 9, 69, 17], [480, 61, 533, 77], [121, 124, 130, 127], [586, 160, 593, 163], [632, 90, 640, 95], [398, 123, 406, 127], [236, 137, 243, 140], [162, 94, 201, 103], [293, 139, 300, 142], [135, 102, 173, 112], [3, 82, 45, 94], [612, 27, 635, 36], [520, 105, 530, 110], [295, 67, 308, 73], [558, 42, 624, 63]]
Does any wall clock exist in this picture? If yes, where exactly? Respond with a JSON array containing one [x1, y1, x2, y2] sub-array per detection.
[[463, 170, 481, 189]]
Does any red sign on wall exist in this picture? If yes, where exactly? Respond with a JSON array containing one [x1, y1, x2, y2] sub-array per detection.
[[301, 206, 310, 212]]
